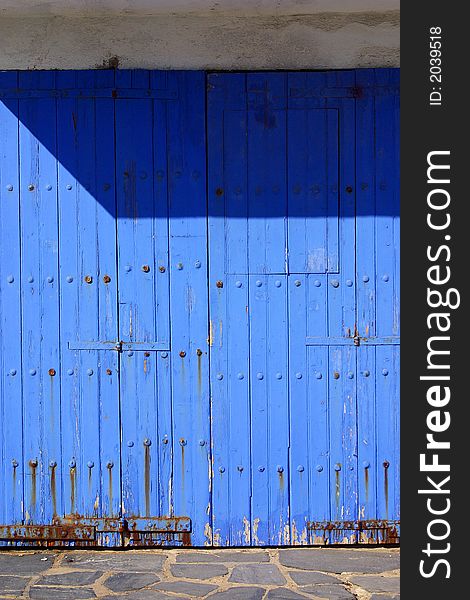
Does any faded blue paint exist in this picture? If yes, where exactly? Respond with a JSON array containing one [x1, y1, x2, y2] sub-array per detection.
[[0, 69, 399, 547]]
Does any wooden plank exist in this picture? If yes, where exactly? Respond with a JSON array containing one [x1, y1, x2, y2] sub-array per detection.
[[19, 71, 62, 526], [0, 73, 24, 532], [247, 73, 287, 275], [167, 72, 210, 546]]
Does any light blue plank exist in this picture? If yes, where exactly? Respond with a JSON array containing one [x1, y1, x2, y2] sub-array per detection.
[[287, 109, 338, 273], [355, 70, 378, 524], [19, 71, 62, 527], [328, 346, 357, 527], [250, 275, 289, 545], [376, 345, 400, 524], [0, 80, 24, 532], [151, 70, 173, 520], [357, 346, 377, 523], [326, 71, 358, 531], [167, 72, 210, 546]]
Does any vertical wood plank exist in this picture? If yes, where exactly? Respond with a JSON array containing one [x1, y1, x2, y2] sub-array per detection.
[[167, 71, 210, 546], [0, 75, 24, 532], [19, 71, 62, 527]]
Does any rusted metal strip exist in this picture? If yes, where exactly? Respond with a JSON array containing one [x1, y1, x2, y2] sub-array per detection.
[[0, 525, 95, 541], [307, 520, 400, 545]]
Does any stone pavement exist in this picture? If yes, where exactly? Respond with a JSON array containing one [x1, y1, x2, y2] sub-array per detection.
[[0, 548, 399, 600]]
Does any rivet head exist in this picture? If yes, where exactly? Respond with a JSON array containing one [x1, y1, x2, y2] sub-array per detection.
[[235, 281, 242, 288], [277, 465, 284, 473], [363, 461, 370, 469], [49, 460, 57, 468], [347, 371, 354, 379], [216, 280, 223, 288], [177, 263, 183, 270], [257, 372, 264, 380], [256, 280, 262, 287], [142, 265, 150, 273], [333, 371, 340, 379], [127, 441, 134, 447], [216, 373, 223, 380], [219, 466, 225, 473], [346, 185, 353, 193], [87, 461, 94, 468], [276, 372, 282, 380], [125, 265, 132, 272], [30, 459, 38, 468], [194, 260, 201, 269], [316, 465, 323, 472], [28, 184, 35, 191], [294, 280, 301, 287], [363, 370, 370, 377], [179, 439, 187, 447], [86, 369, 93, 376], [179, 351, 186, 358], [29, 369, 36, 376], [47, 276, 54, 283], [67, 368, 74, 376], [314, 279, 321, 287], [12, 459, 19, 468], [46, 184, 52, 191], [363, 275, 370, 283], [199, 439, 206, 446], [382, 368, 389, 376], [237, 373, 244, 380], [9, 369, 17, 376], [66, 275, 73, 283], [161, 352, 168, 359], [335, 464, 341, 471], [66, 184, 73, 190], [6, 184, 13, 191], [346, 279, 353, 287], [162, 437, 168, 444], [103, 275, 111, 283], [28, 276, 34, 283], [127, 351, 133, 357], [382, 274, 390, 282], [315, 372, 322, 379], [103, 183, 111, 191], [383, 460, 390, 469], [258, 466, 265, 472], [84, 275, 93, 284], [215, 188, 224, 196], [49, 368, 56, 377], [331, 279, 339, 288], [106, 368, 112, 375], [297, 465, 305, 472], [144, 351, 150, 357], [107, 461, 114, 469], [275, 280, 281, 288], [69, 459, 76, 468], [143, 438, 152, 446], [7, 275, 14, 283], [159, 266, 166, 273], [295, 372, 302, 379], [237, 465, 244, 472]]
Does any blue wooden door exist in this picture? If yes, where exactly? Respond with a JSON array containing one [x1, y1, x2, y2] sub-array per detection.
[[0, 69, 398, 547], [207, 70, 399, 545], [0, 71, 209, 547]]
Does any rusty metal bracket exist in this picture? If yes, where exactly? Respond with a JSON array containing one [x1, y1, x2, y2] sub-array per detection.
[[0, 516, 191, 547], [0, 524, 95, 541], [307, 520, 400, 545]]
